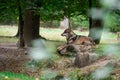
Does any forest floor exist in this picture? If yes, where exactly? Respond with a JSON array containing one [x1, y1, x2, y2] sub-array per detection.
[[0, 40, 120, 79], [0, 26, 120, 79]]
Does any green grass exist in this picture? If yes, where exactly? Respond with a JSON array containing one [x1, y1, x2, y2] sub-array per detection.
[[0, 25, 17, 36], [0, 71, 116, 80], [40, 27, 88, 41], [0, 25, 117, 43], [0, 72, 34, 80], [0, 25, 88, 43], [40, 27, 117, 42]]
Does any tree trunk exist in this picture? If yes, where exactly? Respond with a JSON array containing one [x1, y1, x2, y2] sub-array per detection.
[[89, 0, 92, 30], [14, 29, 19, 37], [89, 19, 103, 44], [23, 9, 40, 47], [88, 1, 103, 44], [17, 2, 25, 48]]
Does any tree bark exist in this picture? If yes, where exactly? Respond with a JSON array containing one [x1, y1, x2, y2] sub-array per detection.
[[88, 1, 103, 44], [89, 0, 92, 30], [17, 1, 25, 48], [23, 9, 40, 47], [89, 19, 103, 44], [14, 29, 19, 37]]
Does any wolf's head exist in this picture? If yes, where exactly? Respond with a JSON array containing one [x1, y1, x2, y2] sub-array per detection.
[[61, 28, 75, 39]]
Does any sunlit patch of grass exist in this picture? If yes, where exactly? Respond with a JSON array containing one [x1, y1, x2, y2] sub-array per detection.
[[0, 25, 17, 36], [0, 26, 88, 42], [40, 27, 88, 41], [0, 25, 117, 42], [0, 72, 34, 80], [102, 32, 116, 39], [101, 31, 117, 43], [40, 28, 66, 41]]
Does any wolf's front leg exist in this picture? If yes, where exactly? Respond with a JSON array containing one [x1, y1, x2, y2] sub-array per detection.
[[57, 43, 68, 55]]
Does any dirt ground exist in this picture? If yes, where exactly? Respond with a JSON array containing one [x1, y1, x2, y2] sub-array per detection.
[[0, 43, 29, 73]]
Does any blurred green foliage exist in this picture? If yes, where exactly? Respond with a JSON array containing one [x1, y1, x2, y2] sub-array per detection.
[[40, 15, 89, 29], [71, 15, 89, 29], [0, 72, 34, 80], [104, 12, 120, 32], [0, 0, 120, 32]]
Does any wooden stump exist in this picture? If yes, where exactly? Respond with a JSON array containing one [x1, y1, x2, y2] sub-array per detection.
[[74, 53, 89, 68], [74, 52, 98, 68], [73, 44, 98, 68]]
